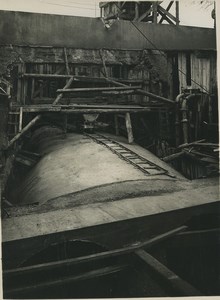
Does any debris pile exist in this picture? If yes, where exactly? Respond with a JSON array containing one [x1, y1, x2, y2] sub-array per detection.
[[163, 140, 219, 179]]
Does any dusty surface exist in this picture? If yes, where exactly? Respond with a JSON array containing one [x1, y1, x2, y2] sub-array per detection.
[[2, 176, 219, 242], [3, 132, 219, 243], [12, 133, 181, 205]]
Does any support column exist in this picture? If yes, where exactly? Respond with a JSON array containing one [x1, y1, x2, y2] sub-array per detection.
[[176, 1, 180, 25], [153, 2, 158, 24], [125, 113, 134, 144]]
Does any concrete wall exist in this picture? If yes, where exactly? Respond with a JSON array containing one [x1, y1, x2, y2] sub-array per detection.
[[0, 10, 216, 50]]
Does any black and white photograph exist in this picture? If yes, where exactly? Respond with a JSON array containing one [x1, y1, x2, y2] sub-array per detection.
[[0, 0, 219, 298]]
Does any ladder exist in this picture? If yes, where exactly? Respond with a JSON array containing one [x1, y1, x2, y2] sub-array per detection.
[[86, 133, 175, 177]]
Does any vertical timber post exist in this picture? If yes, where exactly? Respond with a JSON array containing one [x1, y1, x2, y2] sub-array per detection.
[[176, 1, 180, 25], [17, 64, 22, 104], [135, 2, 139, 20], [125, 113, 134, 144], [153, 2, 158, 24], [18, 107, 23, 133]]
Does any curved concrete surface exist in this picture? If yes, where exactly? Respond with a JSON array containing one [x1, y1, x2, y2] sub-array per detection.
[[14, 131, 183, 205]]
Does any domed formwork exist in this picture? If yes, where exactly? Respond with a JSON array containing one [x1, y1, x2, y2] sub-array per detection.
[[11, 127, 183, 207]]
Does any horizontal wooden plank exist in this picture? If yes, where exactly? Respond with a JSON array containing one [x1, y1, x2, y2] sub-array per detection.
[[192, 142, 219, 148], [163, 151, 184, 162], [177, 140, 206, 149], [57, 86, 142, 93], [18, 104, 155, 109], [15, 106, 164, 113], [22, 73, 143, 84], [60, 108, 159, 113], [4, 264, 127, 297], [135, 249, 202, 296]]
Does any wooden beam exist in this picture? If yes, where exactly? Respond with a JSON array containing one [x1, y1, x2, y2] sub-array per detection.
[[32, 97, 109, 104], [18, 107, 23, 132], [23, 73, 143, 85], [19, 104, 149, 110], [135, 249, 202, 296], [177, 139, 206, 149], [4, 226, 187, 278], [63, 47, 70, 75], [101, 89, 135, 95], [99, 49, 108, 77], [175, 1, 180, 25], [17, 64, 22, 103], [53, 77, 74, 104], [158, 8, 175, 25], [69, 104, 146, 109], [8, 76, 74, 148], [60, 108, 155, 114], [8, 115, 42, 148], [125, 112, 134, 143], [136, 90, 174, 106], [153, 2, 158, 24], [4, 264, 127, 297], [137, 6, 152, 22], [191, 142, 219, 148], [21, 63, 26, 105], [18, 106, 61, 113], [159, 1, 173, 23], [163, 151, 184, 162], [23, 73, 73, 79], [121, 2, 126, 9], [105, 78, 175, 104], [168, 228, 220, 248], [158, 4, 178, 23], [99, 2, 109, 8], [134, 2, 139, 21], [56, 86, 141, 93], [32, 65, 65, 98], [13, 105, 164, 113], [13, 106, 160, 113]]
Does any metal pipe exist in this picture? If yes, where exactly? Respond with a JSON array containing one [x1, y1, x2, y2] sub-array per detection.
[[175, 93, 185, 146], [180, 94, 197, 145], [181, 98, 188, 144]]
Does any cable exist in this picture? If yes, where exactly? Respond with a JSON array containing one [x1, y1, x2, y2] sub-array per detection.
[[114, 2, 210, 94], [130, 20, 210, 94]]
